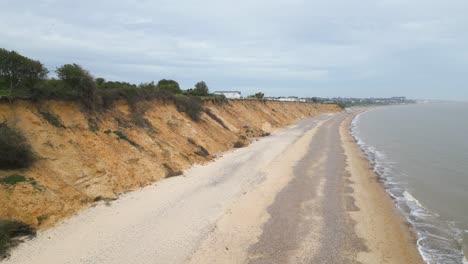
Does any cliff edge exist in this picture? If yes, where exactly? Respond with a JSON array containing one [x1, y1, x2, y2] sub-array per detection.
[[0, 99, 340, 228]]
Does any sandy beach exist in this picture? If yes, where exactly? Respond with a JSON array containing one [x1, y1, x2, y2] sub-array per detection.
[[3, 111, 424, 264]]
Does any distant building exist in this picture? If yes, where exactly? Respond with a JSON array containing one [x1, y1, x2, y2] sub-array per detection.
[[213, 91, 242, 99]]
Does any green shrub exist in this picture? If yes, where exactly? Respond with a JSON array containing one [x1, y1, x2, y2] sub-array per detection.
[[156, 79, 182, 94], [39, 111, 64, 128], [56, 64, 97, 111], [185, 81, 209, 96], [0, 123, 35, 169], [174, 96, 203, 121], [113, 130, 140, 148], [0, 220, 36, 258], [96, 87, 175, 111], [0, 175, 26, 185], [131, 115, 152, 129]]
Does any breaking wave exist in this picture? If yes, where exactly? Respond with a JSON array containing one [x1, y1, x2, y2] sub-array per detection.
[[350, 111, 465, 264]]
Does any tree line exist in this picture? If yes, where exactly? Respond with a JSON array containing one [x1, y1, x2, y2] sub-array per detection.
[[0, 48, 214, 111]]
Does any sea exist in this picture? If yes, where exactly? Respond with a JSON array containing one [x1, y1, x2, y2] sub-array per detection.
[[351, 102, 468, 264]]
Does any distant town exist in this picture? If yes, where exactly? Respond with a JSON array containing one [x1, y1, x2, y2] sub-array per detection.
[[213, 91, 415, 107]]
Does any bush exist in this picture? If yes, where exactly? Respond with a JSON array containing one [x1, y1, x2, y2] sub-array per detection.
[[233, 141, 246, 148], [156, 79, 182, 94], [0, 123, 35, 169], [174, 96, 203, 121], [39, 111, 65, 128], [96, 87, 175, 111], [0, 175, 26, 185], [185, 81, 209, 96], [0, 220, 36, 258], [113, 130, 140, 148], [56, 64, 97, 110]]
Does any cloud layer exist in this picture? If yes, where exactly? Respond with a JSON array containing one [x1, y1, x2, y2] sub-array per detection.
[[1, 0, 468, 99]]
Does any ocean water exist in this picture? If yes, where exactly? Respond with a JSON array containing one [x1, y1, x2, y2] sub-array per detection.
[[351, 103, 468, 264]]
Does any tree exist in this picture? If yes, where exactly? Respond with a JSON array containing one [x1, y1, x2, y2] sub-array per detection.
[[56, 64, 96, 110], [0, 48, 48, 93], [254, 92, 264, 100], [139, 81, 156, 90], [193, 81, 209, 96], [95, 77, 105, 87], [156, 79, 182, 94]]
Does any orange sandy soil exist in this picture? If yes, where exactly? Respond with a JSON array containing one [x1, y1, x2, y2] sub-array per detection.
[[0, 99, 340, 228]]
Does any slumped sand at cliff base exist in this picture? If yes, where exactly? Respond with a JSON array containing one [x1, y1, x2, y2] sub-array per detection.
[[4, 112, 423, 264]]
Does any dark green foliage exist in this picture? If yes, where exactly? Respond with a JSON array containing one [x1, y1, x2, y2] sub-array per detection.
[[0, 48, 48, 95], [185, 81, 209, 96], [96, 80, 137, 90], [95, 78, 105, 86], [131, 115, 152, 129], [210, 94, 228, 104], [174, 96, 203, 121], [138, 81, 157, 90], [56, 64, 97, 110], [205, 108, 229, 130], [247, 92, 265, 100], [0, 220, 36, 258], [0, 123, 35, 169], [97, 86, 174, 110], [0, 175, 26, 185], [31, 78, 80, 100], [39, 111, 64, 128], [113, 130, 140, 148], [254, 92, 264, 100], [156, 79, 182, 94]]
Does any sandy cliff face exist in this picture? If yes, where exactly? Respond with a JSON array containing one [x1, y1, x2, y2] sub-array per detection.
[[0, 99, 340, 228]]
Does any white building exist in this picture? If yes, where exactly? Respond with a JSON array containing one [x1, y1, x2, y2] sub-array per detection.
[[213, 91, 242, 99], [276, 96, 299, 102]]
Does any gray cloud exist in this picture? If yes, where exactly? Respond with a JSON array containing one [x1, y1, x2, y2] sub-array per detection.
[[1, 0, 468, 99]]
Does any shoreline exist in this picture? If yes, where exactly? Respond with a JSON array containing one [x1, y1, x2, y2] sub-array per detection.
[[341, 111, 425, 263], [2, 111, 427, 263], [349, 105, 467, 264]]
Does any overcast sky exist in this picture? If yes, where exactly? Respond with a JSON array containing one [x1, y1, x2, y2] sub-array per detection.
[[1, 0, 468, 100]]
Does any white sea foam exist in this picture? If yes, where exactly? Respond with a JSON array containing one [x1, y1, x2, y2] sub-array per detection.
[[404, 190, 424, 208], [350, 110, 465, 264]]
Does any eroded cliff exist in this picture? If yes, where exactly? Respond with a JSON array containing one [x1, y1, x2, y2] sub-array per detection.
[[0, 99, 340, 228]]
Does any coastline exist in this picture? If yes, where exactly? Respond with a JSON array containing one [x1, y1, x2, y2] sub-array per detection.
[[2, 110, 427, 263], [341, 110, 425, 264], [349, 104, 468, 264]]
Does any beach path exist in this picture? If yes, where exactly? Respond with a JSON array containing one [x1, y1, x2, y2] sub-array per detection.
[[3, 112, 423, 264]]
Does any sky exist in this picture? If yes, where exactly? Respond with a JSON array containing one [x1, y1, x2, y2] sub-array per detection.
[[1, 0, 468, 100]]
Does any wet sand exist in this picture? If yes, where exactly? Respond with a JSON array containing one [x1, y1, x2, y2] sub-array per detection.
[[3, 111, 423, 264]]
